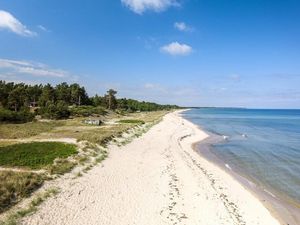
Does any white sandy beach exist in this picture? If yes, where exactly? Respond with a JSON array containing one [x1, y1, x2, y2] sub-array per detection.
[[21, 111, 281, 225]]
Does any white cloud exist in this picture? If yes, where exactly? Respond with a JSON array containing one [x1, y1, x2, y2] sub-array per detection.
[[160, 42, 193, 56], [0, 10, 36, 37], [121, 0, 179, 14], [0, 59, 70, 78], [37, 25, 49, 32], [174, 22, 193, 32]]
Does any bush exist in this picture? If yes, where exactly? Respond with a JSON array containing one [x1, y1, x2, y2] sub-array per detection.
[[38, 101, 70, 119], [70, 106, 106, 117], [0, 108, 34, 123]]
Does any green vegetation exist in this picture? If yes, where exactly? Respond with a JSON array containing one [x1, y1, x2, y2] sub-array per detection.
[[77, 124, 133, 145], [0, 171, 44, 213], [0, 187, 59, 225], [37, 101, 70, 119], [69, 105, 106, 117], [117, 98, 178, 112], [0, 121, 64, 139], [118, 119, 145, 124], [0, 81, 179, 123], [0, 109, 34, 123], [48, 159, 76, 175], [0, 142, 77, 169]]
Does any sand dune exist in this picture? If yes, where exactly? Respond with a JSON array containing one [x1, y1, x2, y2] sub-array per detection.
[[21, 111, 280, 225]]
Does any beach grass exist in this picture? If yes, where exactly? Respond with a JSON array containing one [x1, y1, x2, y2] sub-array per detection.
[[48, 158, 76, 175], [118, 119, 145, 124], [0, 171, 44, 213], [129, 111, 168, 122], [0, 187, 59, 225], [0, 121, 65, 139], [77, 124, 133, 144], [0, 142, 77, 169]]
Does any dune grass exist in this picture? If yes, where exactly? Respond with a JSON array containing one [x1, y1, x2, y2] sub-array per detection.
[[0, 171, 44, 213], [48, 159, 76, 175], [77, 111, 168, 144], [0, 121, 65, 139], [118, 119, 145, 124], [0, 142, 77, 170], [126, 111, 168, 123], [0, 187, 59, 225]]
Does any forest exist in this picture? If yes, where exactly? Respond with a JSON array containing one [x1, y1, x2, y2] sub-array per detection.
[[0, 81, 179, 122]]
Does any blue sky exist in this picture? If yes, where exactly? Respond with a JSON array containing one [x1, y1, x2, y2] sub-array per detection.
[[0, 0, 300, 108]]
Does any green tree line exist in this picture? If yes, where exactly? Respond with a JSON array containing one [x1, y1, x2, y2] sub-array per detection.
[[0, 81, 179, 122]]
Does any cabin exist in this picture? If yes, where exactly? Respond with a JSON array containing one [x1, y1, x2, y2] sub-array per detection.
[[83, 118, 102, 126]]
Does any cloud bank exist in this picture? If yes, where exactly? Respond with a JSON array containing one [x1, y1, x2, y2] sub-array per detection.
[[160, 42, 192, 56], [0, 59, 71, 78], [121, 0, 179, 14], [0, 10, 36, 37]]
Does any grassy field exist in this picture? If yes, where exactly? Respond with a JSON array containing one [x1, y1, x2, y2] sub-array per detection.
[[0, 121, 65, 139], [0, 142, 77, 169], [0, 171, 44, 213]]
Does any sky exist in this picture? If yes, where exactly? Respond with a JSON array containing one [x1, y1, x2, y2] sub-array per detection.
[[0, 0, 300, 108]]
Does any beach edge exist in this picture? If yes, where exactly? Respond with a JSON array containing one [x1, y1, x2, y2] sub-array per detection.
[[177, 109, 285, 225]]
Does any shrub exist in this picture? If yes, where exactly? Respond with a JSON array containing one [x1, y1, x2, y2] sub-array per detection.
[[0, 109, 34, 123], [70, 106, 106, 117], [38, 101, 70, 119]]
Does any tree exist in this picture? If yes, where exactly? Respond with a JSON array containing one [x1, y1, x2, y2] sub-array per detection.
[[117, 98, 128, 110], [55, 82, 71, 104], [0, 80, 179, 121], [70, 83, 88, 106], [55, 101, 71, 119], [106, 89, 117, 110], [39, 84, 55, 107], [39, 100, 70, 119], [27, 84, 42, 107], [8, 86, 26, 111], [0, 81, 9, 108]]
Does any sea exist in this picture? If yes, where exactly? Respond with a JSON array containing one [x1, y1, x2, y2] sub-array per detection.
[[182, 108, 300, 224]]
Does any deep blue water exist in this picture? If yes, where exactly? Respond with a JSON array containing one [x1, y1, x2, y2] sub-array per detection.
[[182, 108, 300, 204]]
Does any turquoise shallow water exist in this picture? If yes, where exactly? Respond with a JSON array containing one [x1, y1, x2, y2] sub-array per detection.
[[182, 108, 300, 205]]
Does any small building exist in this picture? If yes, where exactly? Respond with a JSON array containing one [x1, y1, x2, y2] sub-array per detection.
[[83, 118, 102, 126]]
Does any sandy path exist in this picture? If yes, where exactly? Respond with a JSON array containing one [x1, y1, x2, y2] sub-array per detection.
[[21, 112, 280, 225]]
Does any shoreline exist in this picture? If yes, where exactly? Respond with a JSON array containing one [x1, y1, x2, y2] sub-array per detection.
[[179, 111, 300, 225], [20, 111, 281, 225]]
